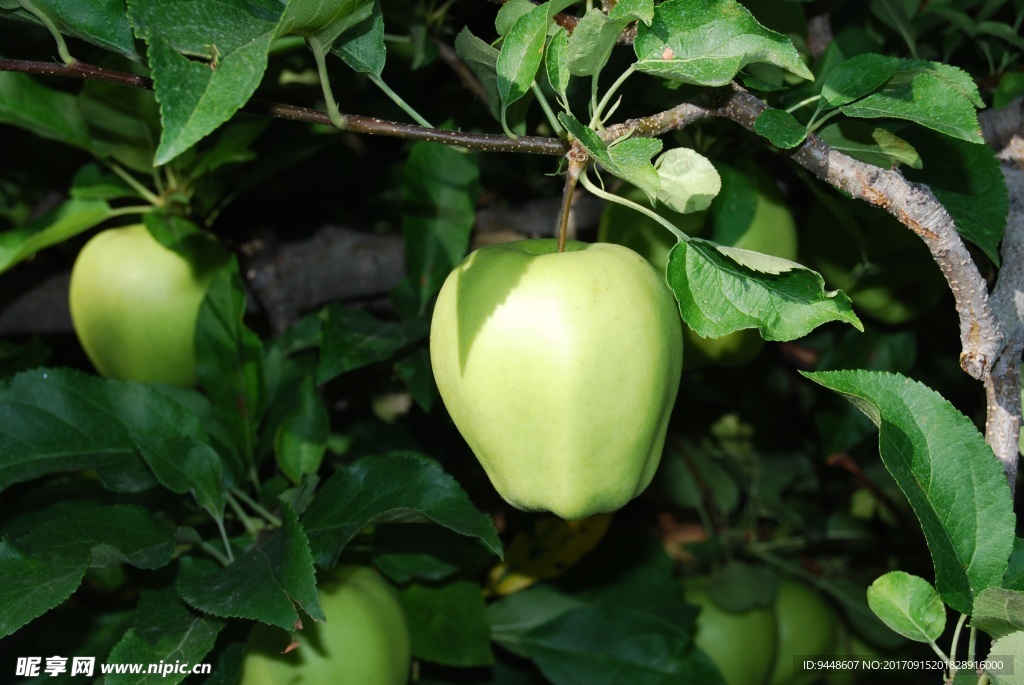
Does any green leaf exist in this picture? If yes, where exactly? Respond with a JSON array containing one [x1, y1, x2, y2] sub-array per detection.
[[79, 78, 162, 173], [0, 505, 176, 638], [866, 571, 945, 643], [0, 198, 114, 275], [654, 148, 721, 214], [988, 632, 1024, 685], [559, 113, 661, 198], [1006, 537, 1024, 591], [495, 0, 536, 36], [0, 538, 88, 639], [753, 109, 808, 149], [667, 238, 862, 341], [70, 163, 139, 201], [333, 0, 385, 76], [373, 524, 492, 583], [0, 368, 217, 494], [395, 348, 437, 412], [106, 590, 223, 685], [400, 141, 479, 314], [454, 28, 503, 120], [608, 0, 654, 25], [128, 0, 282, 165], [546, 27, 571, 104], [633, 0, 813, 86], [971, 588, 1024, 640], [802, 370, 1016, 614], [496, 3, 548, 130], [840, 59, 984, 144], [816, 121, 922, 169], [301, 453, 502, 567], [398, 580, 494, 667], [274, 377, 329, 483], [177, 501, 323, 629], [196, 260, 266, 461], [489, 585, 586, 658], [278, 0, 373, 51], [7, 0, 135, 56], [0, 72, 91, 150], [317, 306, 429, 384], [899, 127, 1007, 266], [522, 604, 721, 685], [820, 53, 899, 107], [566, 8, 622, 77]]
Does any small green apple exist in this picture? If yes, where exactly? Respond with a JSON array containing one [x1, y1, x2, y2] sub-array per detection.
[[430, 239, 683, 520], [240, 566, 411, 685], [769, 580, 838, 685], [68, 224, 229, 386], [682, 577, 779, 685]]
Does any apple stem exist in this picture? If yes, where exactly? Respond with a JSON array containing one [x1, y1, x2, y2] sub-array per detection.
[[557, 145, 588, 253]]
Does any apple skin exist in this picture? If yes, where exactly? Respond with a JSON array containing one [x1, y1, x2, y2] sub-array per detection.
[[769, 580, 838, 685], [430, 239, 683, 520], [69, 225, 228, 387], [240, 566, 411, 685], [598, 166, 797, 368], [683, 578, 778, 685]]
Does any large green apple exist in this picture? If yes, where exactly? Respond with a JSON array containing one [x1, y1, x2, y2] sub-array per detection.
[[68, 224, 229, 386], [598, 164, 798, 368], [430, 239, 683, 520], [240, 566, 411, 685], [682, 577, 779, 685]]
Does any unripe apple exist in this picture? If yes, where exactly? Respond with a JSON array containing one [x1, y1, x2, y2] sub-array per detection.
[[68, 224, 229, 386], [240, 566, 411, 685], [682, 577, 778, 685], [430, 239, 683, 520], [769, 580, 838, 685]]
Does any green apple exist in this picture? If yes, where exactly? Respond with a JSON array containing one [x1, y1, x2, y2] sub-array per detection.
[[241, 566, 411, 685], [430, 239, 683, 520], [598, 164, 798, 368], [68, 224, 229, 386], [683, 577, 779, 685], [769, 580, 838, 685]]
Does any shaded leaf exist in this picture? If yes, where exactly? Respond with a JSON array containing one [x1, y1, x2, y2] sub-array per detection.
[[400, 141, 479, 314], [523, 604, 721, 685], [317, 306, 429, 384], [0, 368, 213, 494], [816, 121, 922, 169], [0, 198, 114, 275], [301, 453, 501, 567], [107, 588, 223, 685], [841, 59, 984, 144], [0, 72, 91, 150], [398, 580, 494, 666], [177, 502, 323, 630]]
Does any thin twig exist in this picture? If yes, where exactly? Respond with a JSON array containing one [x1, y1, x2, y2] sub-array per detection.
[[0, 58, 568, 156]]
